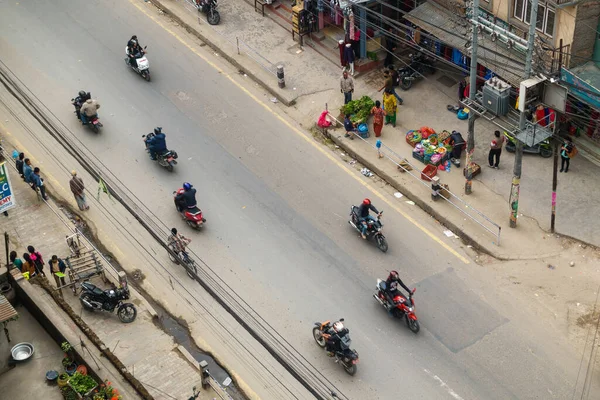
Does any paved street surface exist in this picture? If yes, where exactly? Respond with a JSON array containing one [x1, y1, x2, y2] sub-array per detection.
[[1, 0, 598, 399]]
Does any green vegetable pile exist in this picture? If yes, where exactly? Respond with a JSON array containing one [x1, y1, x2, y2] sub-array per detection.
[[61, 386, 78, 400], [340, 96, 375, 123], [69, 372, 97, 395]]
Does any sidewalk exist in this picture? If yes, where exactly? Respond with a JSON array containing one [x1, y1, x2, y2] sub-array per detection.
[[0, 159, 221, 400], [149, 0, 600, 254]]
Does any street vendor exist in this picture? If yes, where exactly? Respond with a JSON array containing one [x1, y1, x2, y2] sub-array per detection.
[[344, 114, 357, 140], [448, 130, 466, 165]]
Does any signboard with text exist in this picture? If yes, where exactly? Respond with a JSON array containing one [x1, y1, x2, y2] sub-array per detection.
[[0, 161, 16, 213]]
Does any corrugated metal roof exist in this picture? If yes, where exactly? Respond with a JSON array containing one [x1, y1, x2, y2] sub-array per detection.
[[405, 2, 526, 87], [0, 294, 18, 323]]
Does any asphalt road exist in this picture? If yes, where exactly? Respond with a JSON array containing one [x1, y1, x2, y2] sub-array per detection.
[[0, 0, 587, 399]]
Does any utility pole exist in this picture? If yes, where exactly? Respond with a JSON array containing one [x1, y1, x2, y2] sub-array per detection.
[[550, 38, 563, 233], [465, 0, 479, 195], [509, 0, 538, 228]]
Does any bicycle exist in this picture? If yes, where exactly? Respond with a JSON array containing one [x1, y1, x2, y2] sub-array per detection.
[[167, 243, 198, 279]]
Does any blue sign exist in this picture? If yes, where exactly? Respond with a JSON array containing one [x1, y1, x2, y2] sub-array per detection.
[[561, 67, 600, 110], [0, 162, 16, 213]]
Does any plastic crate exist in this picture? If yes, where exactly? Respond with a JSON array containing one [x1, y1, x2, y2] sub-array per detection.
[[421, 164, 438, 181], [412, 151, 424, 163]]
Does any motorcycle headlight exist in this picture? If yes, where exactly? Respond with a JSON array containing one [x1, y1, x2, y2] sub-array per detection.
[[408, 307, 413, 312]]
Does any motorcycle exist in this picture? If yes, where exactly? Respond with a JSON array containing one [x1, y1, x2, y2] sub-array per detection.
[[124, 46, 151, 81], [373, 279, 419, 333], [71, 99, 102, 133], [173, 188, 206, 229], [79, 281, 137, 323], [312, 319, 359, 376], [142, 133, 178, 172], [504, 131, 552, 158], [348, 207, 388, 253], [167, 246, 198, 279], [396, 52, 436, 91], [194, 0, 220, 25]]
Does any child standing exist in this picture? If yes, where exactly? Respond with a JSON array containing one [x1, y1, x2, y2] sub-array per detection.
[[383, 89, 397, 127]]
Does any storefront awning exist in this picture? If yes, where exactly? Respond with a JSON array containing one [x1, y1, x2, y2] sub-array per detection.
[[560, 62, 600, 110], [404, 2, 526, 87], [0, 294, 18, 324]]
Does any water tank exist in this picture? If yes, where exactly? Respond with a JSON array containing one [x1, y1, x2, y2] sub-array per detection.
[[482, 77, 511, 116]]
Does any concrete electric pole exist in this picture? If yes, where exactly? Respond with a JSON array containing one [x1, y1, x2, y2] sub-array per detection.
[[465, 0, 479, 195], [509, 0, 538, 228]]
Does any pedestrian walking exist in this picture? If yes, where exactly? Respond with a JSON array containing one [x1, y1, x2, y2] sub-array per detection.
[[383, 90, 397, 127], [49, 255, 67, 294], [343, 114, 357, 140], [22, 253, 37, 279], [23, 158, 33, 183], [27, 245, 46, 277], [340, 70, 354, 105], [370, 100, 386, 137], [10, 251, 23, 272], [488, 130, 505, 169], [69, 170, 89, 210], [15, 152, 25, 178], [378, 70, 403, 105], [560, 137, 576, 173], [31, 167, 49, 200]]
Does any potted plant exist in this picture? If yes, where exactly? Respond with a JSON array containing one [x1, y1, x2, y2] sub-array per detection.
[[68, 371, 97, 398], [58, 372, 70, 388], [61, 385, 79, 400], [92, 380, 122, 400], [61, 341, 78, 375]]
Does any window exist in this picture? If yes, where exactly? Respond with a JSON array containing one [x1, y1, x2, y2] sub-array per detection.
[[513, 0, 554, 36]]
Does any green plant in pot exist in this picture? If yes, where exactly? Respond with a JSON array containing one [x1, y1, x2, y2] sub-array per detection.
[[68, 371, 97, 396], [61, 341, 77, 375]]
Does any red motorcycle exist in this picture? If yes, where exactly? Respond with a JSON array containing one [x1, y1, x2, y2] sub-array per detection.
[[173, 188, 206, 229], [373, 279, 420, 333]]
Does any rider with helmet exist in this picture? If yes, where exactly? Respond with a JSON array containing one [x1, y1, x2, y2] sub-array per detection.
[[325, 320, 349, 356], [146, 127, 167, 160], [356, 198, 380, 239], [175, 182, 198, 212], [384, 270, 412, 310], [73, 90, 91, 120], [126, 36, 144, 69]]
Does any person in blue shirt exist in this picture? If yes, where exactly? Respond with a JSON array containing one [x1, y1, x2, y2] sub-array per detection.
[[31, 167, 49, 200], [23, 158, 33, 183], [343, 114, 357, 140], [146, 127, 168, 160]]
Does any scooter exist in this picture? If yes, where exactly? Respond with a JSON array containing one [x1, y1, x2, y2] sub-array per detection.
[[194, 0, 220, 25], [504, 131, 552, 158], [373, 279, 419, 333], [124, 46, 151, 81], [173, 189, 206, 229], [71, 99, 103, 133]]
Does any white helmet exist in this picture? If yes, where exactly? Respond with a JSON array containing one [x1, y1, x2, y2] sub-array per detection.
[[333, 321, 344, 333]]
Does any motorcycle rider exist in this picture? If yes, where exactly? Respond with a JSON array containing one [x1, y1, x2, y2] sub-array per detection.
[[356, 198, 380, 239], [175, 182, 198, 212], [127, 38, 144, 69], [146, 127, 167, 160], [167, 228, 191, 255], [383, 270, 412, 310], [72, 90, 91, 120], [325, 320, 349, 357], [79, 98, 101, 125]]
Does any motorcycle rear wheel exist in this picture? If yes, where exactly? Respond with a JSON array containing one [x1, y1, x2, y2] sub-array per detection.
[[207, 9, 220, 25], [117, 303, 137, 323], [400, 77, 412, 91], [312, 327, 326, 348], [166, 164, 174, 172], [406, 317, 420, 333], [144, 72, 151, 82], [376, 235, 388, 253], [91, 124, 99, 133], [540, 148, 552, 158], [343, 363, 357, 376]]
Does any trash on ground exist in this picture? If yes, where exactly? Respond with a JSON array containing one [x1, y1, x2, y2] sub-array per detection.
[[570, 261, 575, 267], [394, 192, 403, 199], [361, 168, 374, 177], [547, 264, 555, 270], [349, 160, 357, 165], [270, 98, 278, 103], [443, 229, 457, 238], [406, 201, 415, 205]]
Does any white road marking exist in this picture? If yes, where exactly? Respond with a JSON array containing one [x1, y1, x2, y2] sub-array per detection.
[[423, 369, 466, 400]]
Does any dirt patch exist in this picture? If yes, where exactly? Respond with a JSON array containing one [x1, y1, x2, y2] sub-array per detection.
[[577, 309, 600, 329]]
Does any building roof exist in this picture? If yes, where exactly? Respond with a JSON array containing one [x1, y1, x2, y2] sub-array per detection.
[[0, 294, 18, 323], [405, 2, 527, 86]]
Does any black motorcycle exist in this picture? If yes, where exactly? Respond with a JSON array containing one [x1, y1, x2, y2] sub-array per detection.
[[312, 319, 359, 376], [142, 132, 178, 172], [194, 0, 220, 25], [70, 98, 103, 133], [397, 52, 436, 91], [348, 207, 388, 252], [79, 281, 137, 323]]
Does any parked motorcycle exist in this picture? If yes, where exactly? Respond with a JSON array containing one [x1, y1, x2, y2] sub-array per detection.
[[348, 207, 388, 252], [167, 246, 198, 279], [312, 319, 359, 376], [79, 281, 137, 323], [71, 99, 103, 133], [142, 133, 178, 171], [373, 279, 419, 333], [173, 188, 206, 229], [124, 46, 151, 81], [504, 131, 552, 158], [194, 0, 220, 25], [396, 52, 436, 91]]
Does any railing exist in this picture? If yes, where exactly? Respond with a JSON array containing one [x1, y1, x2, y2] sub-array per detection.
[[325, 108, 502, 245]]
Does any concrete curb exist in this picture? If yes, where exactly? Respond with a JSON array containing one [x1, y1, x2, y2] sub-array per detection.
[[321, 126, 503, 258], [147, 0, 295, 107]]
